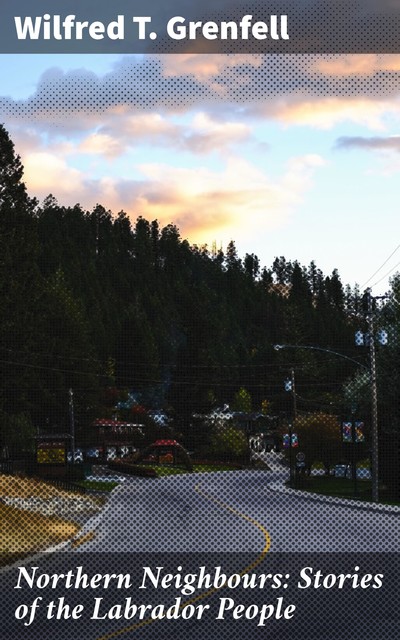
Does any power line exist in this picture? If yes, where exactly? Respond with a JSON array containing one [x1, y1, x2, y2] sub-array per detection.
[[361, 243, 400, 289], [0, 346, 364, 371], [0, 359, 101, 378], [370, 258, 400, 289]]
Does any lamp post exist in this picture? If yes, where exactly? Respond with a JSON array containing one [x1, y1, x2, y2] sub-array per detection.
[[274, 341, 380, 502], [274, 343, 368, 370]]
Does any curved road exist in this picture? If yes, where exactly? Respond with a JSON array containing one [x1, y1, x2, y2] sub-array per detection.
[[83, 469, 400, 553], [2, 469, 399, 640]]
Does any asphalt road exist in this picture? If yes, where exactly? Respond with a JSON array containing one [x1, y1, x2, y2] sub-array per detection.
[[83, 469, 400, 553], [2, 469, 400, 640]]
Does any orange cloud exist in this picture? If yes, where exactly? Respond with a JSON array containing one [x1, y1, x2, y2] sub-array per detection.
[[74, 111, 252, 158], [21, 148, 324, 246], [161, 54, 264, 79], [262, 96, 394, 130], [135, 154, 324, 242], [78, 133, 125, 158], [24, 152, 84, 194]]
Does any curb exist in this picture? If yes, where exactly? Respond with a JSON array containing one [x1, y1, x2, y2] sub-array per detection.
[[267, 483, 400, 514]]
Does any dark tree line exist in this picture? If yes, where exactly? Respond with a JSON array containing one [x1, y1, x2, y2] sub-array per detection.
[[0, 124, 382, 448]]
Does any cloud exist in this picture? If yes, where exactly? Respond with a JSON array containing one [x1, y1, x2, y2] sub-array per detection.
[[74, 111, 252, 158], [23, 152, 84, 194], [133, 154, 325, 242], [257, 96, 396, 130], [78, 132, 125, 158], [2, 54, 400, 136], [336, 135, 400, 151], [2, 50, 399, 258], [161, 54, 264, 80], [0, 58, 212, 129], [313, 54, 400, 76], [174, 112, 251, 153], [21, 145, 324, 245], [335, 134, 400, 176]]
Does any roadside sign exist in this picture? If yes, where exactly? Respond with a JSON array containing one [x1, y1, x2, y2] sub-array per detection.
[[296, 451, 305, 462]]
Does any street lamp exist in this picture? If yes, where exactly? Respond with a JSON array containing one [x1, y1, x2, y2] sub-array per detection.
[[274, 337, 379, 502], [274, 343, 368, 371]]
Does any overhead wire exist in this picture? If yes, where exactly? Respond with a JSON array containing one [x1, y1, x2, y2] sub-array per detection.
[[370, 259, 400, 289], [0, 345, 365, 371], [360, 243, 400, 289]]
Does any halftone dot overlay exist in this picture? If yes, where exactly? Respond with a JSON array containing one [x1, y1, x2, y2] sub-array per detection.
[[2, 54, 400, 126], [2, 0, 400, 53], [0, 2, 400, 640]]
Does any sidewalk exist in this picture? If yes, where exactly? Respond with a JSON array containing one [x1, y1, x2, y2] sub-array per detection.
[[260, 451, 400, 515], [266, 477, 400, 515]]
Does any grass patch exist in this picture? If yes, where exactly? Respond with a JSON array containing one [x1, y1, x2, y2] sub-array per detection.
[[77, 480, 119, 492], [109, 460, 242, 478], [0, 473, 103, 565], [151, 466, 188, 477], [0, 503, 78, 566], [299, 477, 372, 499], [0, 473, 72, 499], [148, 463, 243, 476], [150, 463, 242, 476], [293, 476, 400, 506]]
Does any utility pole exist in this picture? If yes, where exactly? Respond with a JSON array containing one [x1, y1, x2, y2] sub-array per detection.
[[356, 288, 389, 503], [69, 388, 75, 461], [291, 369, 297, 419], [284, 371, 297, 419], [366, 289, 379, 503], [284, 370, 297, 487], [276, 318, 388, 505]]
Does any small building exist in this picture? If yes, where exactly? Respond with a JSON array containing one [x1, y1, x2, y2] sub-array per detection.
[[137, 439, 193, 471], [91, 419, 145, 460], [34, 433, 70, 478], [232, 413, 280, 447]]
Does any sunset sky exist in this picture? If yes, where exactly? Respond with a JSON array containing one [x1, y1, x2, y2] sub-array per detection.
[[1, 52, 400, 293]]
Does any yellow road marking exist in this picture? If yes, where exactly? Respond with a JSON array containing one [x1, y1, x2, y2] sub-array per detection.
[[194, 484, 271, 560], [71, 530, 96, 548], [96, 483, 272, 640]]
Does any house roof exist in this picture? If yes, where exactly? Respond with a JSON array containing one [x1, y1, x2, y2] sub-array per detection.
[[92, 419, 144, 428]]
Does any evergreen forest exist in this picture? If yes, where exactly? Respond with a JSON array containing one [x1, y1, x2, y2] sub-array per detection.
[[0, 124, 399, 454]]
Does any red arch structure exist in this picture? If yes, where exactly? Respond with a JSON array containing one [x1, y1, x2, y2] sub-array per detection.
[[137, 439, 193, 471]]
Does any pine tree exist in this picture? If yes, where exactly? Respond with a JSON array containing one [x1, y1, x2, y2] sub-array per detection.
[[0, 125, 42, 433], [0, 124, 35, 213], [225, 240, 242, 271]]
